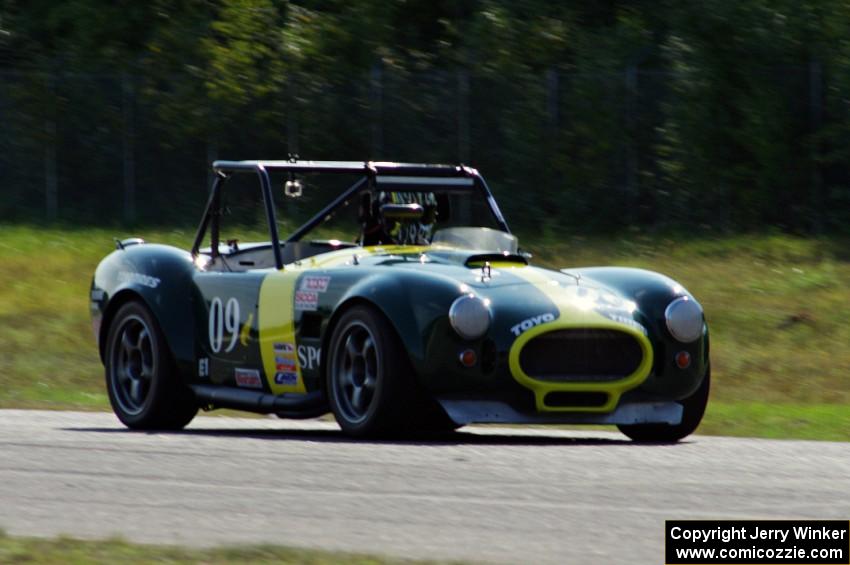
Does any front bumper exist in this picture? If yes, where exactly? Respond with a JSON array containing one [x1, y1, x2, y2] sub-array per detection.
[[438, 398, 683, 426]]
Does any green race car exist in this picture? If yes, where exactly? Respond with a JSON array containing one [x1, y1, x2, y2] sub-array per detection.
[[90, 160, 709, 441]]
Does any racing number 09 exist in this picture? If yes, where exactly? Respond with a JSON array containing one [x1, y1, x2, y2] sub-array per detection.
[[209, 297, 240, 353]]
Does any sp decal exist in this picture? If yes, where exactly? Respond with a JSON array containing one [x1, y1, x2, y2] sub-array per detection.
[[510, 312, 556, 336], [298, 345, 321, 370]]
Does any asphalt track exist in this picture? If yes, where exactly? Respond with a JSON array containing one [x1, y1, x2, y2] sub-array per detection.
[[0, 410, 848, 564]]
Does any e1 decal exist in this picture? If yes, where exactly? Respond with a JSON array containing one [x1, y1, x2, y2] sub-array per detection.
[[209, 297, 240, 353]]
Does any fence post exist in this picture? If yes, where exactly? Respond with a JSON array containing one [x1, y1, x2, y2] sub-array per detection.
[[457, 69, 470, 164], [44, 73, 58, 222], [370, 63, 383, 158], [809, 58, 823, 233], [122, 71, 136, 223]]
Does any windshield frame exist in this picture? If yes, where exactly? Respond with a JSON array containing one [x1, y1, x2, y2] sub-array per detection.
[[191, 160, 510, 270]]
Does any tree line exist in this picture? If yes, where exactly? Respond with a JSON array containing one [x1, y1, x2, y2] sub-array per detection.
[[1, 1, 849, 233]]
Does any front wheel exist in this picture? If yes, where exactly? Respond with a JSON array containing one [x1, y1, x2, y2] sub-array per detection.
[[326, 305, 417, 437], [105, 301, 198, 430], [617, 366, 711, 443]]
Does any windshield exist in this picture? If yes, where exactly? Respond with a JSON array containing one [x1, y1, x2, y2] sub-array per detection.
[[275, 175, 507, 247]]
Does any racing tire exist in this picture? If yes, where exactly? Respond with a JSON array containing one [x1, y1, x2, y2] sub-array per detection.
[[617, 366, 710, 443], [105, 301, 198, 430], [326, 304, 421, 437]]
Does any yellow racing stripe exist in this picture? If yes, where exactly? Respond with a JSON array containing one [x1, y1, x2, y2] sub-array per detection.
[[258, 270, 306, 394]]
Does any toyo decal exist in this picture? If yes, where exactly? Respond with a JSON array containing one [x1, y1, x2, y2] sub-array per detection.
[[511, 312, 557, 336], [298, 345, 321, 370], [235, 368, 262, 388], [301, 275, 331, 293]]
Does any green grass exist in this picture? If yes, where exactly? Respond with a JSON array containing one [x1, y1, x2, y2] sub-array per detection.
[[0, 530, 447, 564], [1, 224, 848, 440]]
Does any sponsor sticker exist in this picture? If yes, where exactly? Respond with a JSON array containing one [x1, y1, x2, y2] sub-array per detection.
[[273, 342, 295, 354], [295, 290, 319, 311], [276, 357, 296, 371], [274, 371, 298, 386], [510, 312, 557, 336], [198, 358, 209, 378], [234, 368, 262, 389], [117, 271, 161, 289], [301, 275, 331, 293], [600, 312, 649, 336]]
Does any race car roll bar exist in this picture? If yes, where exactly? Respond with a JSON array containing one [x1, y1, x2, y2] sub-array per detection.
[[191, 159, 510, 270]]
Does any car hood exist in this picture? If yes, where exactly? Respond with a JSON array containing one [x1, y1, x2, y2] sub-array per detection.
[[359, 246, 575, 290]]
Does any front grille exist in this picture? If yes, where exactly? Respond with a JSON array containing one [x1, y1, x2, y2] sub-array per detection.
[[519, 329, 643, 383]]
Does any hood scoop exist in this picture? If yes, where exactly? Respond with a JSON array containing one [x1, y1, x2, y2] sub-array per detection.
[[464, 253, 528, 268]]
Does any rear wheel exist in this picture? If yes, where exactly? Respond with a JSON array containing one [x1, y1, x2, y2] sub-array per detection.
[[105, 301, 197, 430], [617, 366, 710, 443]]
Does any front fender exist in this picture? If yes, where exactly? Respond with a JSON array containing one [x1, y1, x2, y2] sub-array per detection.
[[92, 244, 198, 375], [567, 266, 709, 399], [332, 270, 463, 374]]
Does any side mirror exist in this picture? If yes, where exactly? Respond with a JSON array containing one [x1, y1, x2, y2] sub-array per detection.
[[284, 178, 303, 198], [380, 203, 424, 221]]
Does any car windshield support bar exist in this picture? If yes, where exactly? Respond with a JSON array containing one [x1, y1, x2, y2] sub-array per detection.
[[192, 162, 284, 269], [471, 170, 510, 233], [191, 173, 224, 261], [285, 176, 369, 243]]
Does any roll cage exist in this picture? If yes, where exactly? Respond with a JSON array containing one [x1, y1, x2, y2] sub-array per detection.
[[191, 159, 510, 270]]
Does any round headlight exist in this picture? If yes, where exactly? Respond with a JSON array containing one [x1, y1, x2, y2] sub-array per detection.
[[449, 295, 491, 340], [665, 296, 703, 343]]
